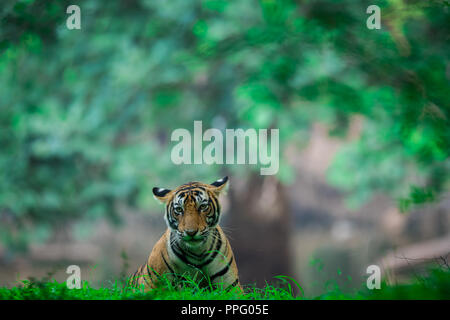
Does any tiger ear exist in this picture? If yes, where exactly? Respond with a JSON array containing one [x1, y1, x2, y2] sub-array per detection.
[[152, 187, 172, 204], [210, 176, 229, 195]]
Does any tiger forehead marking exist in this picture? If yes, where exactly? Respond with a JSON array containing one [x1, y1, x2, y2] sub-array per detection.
[[172, 184, 210, 207]]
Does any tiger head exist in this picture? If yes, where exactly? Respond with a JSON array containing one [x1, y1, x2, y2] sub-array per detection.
[[152, 177, 228, 245]]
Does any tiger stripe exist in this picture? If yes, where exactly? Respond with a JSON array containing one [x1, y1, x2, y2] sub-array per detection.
[[210, 256, 233, 281], [129, 177, 242, 292]]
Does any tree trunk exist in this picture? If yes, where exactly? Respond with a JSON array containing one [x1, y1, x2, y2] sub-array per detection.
[[223, 173, 292, 288]]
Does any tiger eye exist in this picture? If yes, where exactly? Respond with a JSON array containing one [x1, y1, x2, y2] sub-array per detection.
[[174, 206, 183, 214]]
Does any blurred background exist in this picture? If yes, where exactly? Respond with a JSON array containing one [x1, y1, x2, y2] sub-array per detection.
[[0, 0, 449, 296]]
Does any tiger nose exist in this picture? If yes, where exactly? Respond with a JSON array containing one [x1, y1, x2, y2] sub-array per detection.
[[185, 229, 198, 237]]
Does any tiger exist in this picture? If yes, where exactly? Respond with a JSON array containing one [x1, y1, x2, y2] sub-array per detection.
[[128, 176, 242, 292]]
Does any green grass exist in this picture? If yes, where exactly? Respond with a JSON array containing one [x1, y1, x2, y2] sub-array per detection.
[[0, 267, 449, 300]]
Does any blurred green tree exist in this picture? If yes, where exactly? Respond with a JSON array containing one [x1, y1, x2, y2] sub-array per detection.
[[0, 1, 448, 286]]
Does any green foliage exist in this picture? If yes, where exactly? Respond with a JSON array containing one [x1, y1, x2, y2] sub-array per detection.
[[0, 0, 448, 250], [362, 267, 450, 300], [0, 274, 299, 300], [1, 266, 448, 300]]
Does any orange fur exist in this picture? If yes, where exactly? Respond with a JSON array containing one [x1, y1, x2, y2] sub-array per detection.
[[129, 178, 242, 292]]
